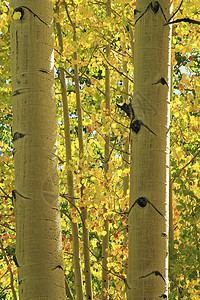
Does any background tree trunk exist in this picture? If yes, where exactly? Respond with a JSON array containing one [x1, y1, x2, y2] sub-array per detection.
[[128, 1, 172, 299], [72, 9, 93, 299], [11, 1, 66, 299], [55, 7, 84, 299], [101, 1, 111, 299]]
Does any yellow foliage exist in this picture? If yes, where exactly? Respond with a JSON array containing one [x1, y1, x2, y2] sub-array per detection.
[[0, 0, 199, 298], [12, 11, 21, 20]]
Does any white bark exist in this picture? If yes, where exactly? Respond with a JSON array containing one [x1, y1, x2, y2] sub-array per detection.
[[11, 1, 66, 299], [128, 1, 172, 299]]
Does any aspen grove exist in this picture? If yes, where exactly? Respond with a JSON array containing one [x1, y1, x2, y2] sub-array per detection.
[[0, 0, 199, 299]]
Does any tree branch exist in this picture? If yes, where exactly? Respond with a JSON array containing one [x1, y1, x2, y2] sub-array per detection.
[[172, 149, 200, 183], [99, 49, 134, 83], [164, 17, 200, 26], [167, 0, 183, 23], [0, 239, 18, 300]]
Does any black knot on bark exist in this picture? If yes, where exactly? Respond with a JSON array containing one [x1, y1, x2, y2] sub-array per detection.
[[130, 120, 141, 134], [137, 197, 148, 207], [151, 1, 160, 13]]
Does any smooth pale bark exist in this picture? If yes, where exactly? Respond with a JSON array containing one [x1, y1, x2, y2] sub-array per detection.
[[122, 54, 130, 196], [102, 1, 111, 299], [128, 27, 134, 65], [169, 180, 174, 249], [169, 62, 174, 252], [10, 1, 65, 299], [128, 1, 172, 299], [72, 16, 93, 300], [122, 55, 129, 282], [55, 8, 84, 299]]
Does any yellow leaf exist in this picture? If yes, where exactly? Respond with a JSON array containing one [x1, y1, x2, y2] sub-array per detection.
[[9, 7, 14, 16], [174, 111, 179, 118], [101, 230, 107, 236], [111, 122, 116, 129], [13, 11, 22, 20], [1, 26, 8, 34], [3, 6, 8, 13]]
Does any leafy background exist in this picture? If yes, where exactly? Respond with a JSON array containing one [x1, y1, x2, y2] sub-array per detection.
[[0, 0, 199, 299]]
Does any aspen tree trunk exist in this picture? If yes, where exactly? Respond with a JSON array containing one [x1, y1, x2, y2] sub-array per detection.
[[63, 1, 93, 298], [169, 180, 174, 250], [128, 1, 172, 299], [70, 5, 93, 297], [74, 69, 93, 299], [128, 27, 134, 65], [102, 1, 111, 299], [55, 6, 84, 299], [169, 63, 174, 253], [10, 1, 66, 299], [122, 47, 130, 196], [73, 25, 93, 300], [122, 54, 129, 282]]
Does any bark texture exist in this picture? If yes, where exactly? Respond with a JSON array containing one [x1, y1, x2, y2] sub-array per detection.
[[11, 1, 65, 299], [128, 1, 172, 299], [55, 7, 84, 299]]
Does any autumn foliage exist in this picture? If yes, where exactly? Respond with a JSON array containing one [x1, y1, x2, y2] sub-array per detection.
[[0, 0, 199, 299]]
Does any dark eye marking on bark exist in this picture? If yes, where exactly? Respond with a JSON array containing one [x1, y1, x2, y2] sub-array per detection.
[[130, 120, 157, 136], [128, 197, 165, 219], [139, 270, 166, 283], [150, 1, 160, 14], [161, 232, 167, 237], [12, 132, 27, 142], [13, 6, 50, 27], [52, 265, 63, 271], [152, 77, 169, 87], [159, 293, 168, 298], [12, 189, 31, 202], [135, 1, 167, 25], [137, 196, 148, 207], [116, 102, 157, 136], [116, 102, 135, 122], [13, 7, 24, 20]]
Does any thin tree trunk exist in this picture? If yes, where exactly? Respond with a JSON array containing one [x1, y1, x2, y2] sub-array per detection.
[[128, 27, 134, 65], [10, 1, 66, 299], [63, 0, 93, 297], [65, 277, 75, 300], [101, 1, 111, 299], [122, 53, 129, 299], [128, 1, 172, 299], [73, 19, 93, 300], [55, 7, 84, 299], [122, 50, 130, 197], [169, 62, 174, 253]]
